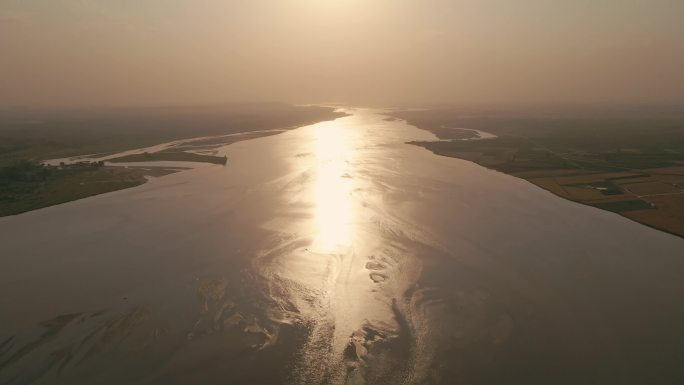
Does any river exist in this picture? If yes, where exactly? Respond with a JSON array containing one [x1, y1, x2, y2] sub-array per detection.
[[1, 109, 684, 384]]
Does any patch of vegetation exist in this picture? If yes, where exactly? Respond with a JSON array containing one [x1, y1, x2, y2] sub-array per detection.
[[0, 161, 145, 217], [108, 151, 227, 165], [425, 127, 481, 140], [568, 181, 623, 196], [591, 200, 654, 213]]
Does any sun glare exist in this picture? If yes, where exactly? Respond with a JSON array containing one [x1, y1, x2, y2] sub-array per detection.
[[311, 120, 355, 253]]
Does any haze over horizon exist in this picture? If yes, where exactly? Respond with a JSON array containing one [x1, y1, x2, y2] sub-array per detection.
[[1, 0, 683, 108]]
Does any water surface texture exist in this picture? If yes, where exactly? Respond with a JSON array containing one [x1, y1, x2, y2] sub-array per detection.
[[2, 110, 684, 385]]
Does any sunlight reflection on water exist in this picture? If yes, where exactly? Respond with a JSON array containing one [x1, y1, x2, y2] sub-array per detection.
[[311, 120, 355, 254]]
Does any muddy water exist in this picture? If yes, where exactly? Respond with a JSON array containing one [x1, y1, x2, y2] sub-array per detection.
[[2, 109, 684, 385]]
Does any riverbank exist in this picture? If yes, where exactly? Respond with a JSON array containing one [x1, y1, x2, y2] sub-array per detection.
[[0, 104, 346, 217], [394, 107, 684, 238]]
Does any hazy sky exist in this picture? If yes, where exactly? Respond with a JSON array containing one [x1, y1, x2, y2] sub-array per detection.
[[1, 0, 683, 107]]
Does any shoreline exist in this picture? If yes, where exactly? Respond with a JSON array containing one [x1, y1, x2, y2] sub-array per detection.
[[1, 112, 347, 218], [412, 143, 684, 239], [390, 108, 684, 239]]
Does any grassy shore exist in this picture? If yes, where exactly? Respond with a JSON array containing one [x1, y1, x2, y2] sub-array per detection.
[[395, 107, 684, 238], [108, 151, 227, 165], [0, 162, 148, 216], [0, 104, 344, 216]]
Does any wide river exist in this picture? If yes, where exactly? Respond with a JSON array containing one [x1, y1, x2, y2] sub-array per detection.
[[2, 109, 684, 385]]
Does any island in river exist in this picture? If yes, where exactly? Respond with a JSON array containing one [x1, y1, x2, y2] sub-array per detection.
[[0, 103, 345, 216], [393, 106, 684, 237]]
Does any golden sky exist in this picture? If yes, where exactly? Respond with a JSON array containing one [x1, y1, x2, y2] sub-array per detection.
[[1, 0, 683, 107]]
